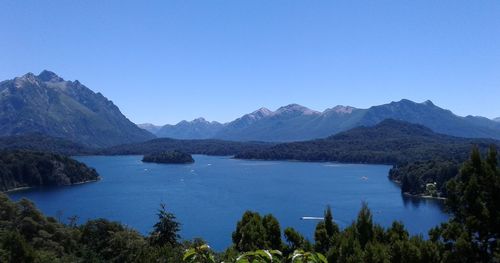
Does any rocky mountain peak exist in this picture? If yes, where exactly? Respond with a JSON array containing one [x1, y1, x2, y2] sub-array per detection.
[[422, 100, 435, 106], [0, 71, 155, 147], [38, 70, 64, 82], [192, 117, 210, 123], [251, 107, 273, 117], [329, 105, 356, 114], [275, 104, 319, 115]]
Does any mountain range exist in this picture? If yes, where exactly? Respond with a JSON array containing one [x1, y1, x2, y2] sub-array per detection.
[[0, 71, 154, 147], [155, 118, 224, 139], [2, 71, 500, 146], [143, 100, 500, 141]]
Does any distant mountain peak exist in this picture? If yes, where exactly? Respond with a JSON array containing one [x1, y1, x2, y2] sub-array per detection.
[[38, 70, 63, 82], [394, 99, 416, 104], [252, 107, 273, 115], [1, 71, 155, 147], [14, 73, 39, 87], [422, 100, 435, 106], [191, 117, 214, 124], [493, 117, 500, 122], [242, 107, 273, 121], [329, 105, 356, 114], [275, 104, 319, 115]]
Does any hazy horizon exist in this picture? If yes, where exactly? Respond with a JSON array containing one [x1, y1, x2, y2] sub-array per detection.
[[2, 1, 499, 124]]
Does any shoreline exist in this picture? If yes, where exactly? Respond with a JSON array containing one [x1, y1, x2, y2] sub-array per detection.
[[403, 192, 446, 200], [2, 178, 100, 193], [4, 186, 33, 193]]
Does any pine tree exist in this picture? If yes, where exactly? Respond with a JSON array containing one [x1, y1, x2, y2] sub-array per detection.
[[149, 203, 180, 246]]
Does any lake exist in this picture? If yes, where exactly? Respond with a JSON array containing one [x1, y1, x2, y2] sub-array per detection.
[[8, 155, 449, 251]]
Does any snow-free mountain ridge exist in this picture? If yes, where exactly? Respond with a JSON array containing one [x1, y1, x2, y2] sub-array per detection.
[[151, 100, 500, 141], [0, 71, 154, 147]]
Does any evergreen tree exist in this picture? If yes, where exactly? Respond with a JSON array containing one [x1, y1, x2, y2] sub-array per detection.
[[356, 202, 374, 249], [324, 205, 338, 238], [284, 227, 305, 251], [149, 203, 180, 246], [232, 211, 266, 252], [314, 221, 330, 254], [436, 146, 499, 261], [262, 214, 282, 250]]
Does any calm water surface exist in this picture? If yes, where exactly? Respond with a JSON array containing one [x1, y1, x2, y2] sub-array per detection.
[[9, 155, 449, 250]]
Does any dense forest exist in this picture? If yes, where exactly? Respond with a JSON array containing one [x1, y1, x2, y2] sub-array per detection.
[[0, 147, 498, 262], [0, 134, 94, 156], [98, 138, 274, 156], [142, 151, 195, 164], [0, 150, 99, 192], [236, 119, 499, 196]]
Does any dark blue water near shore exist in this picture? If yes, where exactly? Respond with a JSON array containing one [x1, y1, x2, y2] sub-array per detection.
[[8, 155, 449, 251]]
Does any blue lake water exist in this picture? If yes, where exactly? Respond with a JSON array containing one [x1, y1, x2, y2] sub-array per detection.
[[8, 155, 449, 250]]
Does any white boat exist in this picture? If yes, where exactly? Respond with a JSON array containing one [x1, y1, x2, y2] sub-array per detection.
[[300, 216, 324, 220]]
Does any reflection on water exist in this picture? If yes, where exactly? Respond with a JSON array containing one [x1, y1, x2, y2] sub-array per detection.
[[402, 193, 447, 211]]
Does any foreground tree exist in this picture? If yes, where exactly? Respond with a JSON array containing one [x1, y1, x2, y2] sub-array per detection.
[[232, 211, 282, 252], [314, 206, 339, 254], [183, 244, 216, 263], [149, 203, 181, 247], [431, 146, 500, 262]]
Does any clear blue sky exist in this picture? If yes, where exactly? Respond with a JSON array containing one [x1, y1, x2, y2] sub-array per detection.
[[1, 1, 499, 124]]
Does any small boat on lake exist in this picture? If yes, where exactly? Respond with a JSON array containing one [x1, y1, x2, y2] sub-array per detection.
[[301, 216, 324, 220]]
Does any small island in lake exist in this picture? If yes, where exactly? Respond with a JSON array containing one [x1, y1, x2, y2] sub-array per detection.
[[142, 151, 194, 164]]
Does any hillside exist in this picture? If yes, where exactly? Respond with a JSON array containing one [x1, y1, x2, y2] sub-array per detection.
[[236, 119, 496, 163], [99, 138, 274, 156], [142, 151, 194, 164], [235, 119, 500, 196], [0, 134, 93, 155], [0, 150, 100, 192], [0, 71, 155, 147]]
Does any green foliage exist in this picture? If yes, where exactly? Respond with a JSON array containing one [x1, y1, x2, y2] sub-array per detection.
[[289, 250, 327, 263], [432, 146, 500, 262], [0, 193, 185, 262], [183, 244, 216, 263], [142, 150, 194, 164], [262, 214, 282, 250], [235, 249, 283, 263], [0, 150, 99, 191], [314, 206, 339, 254], [100, 138, 274, 156], [284, 227, 306, 251], [313, 222, 329, 254], [0, 134, 93, 155], [323, 206, 338, 238], [356, 202, 374, 249], [232, 211, 282, 252], [150, 203, 181, 247]]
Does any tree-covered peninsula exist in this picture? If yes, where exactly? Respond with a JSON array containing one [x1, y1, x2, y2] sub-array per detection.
[[0, 150, 99, 192], [142, 151, 194, 164], [235, 119, 500, 197], [98, 138, 273, 156]]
